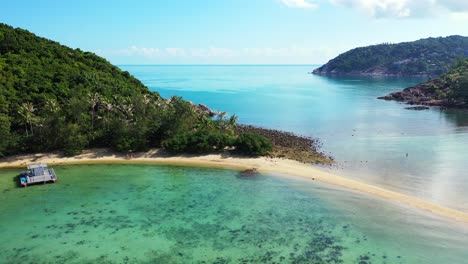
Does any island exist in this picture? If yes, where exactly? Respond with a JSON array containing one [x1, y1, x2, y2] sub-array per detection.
[[312, 35, 468, 76], [0, 23, 331, 164], [2, 23, 468, 225], [378, 59, 468, 108]]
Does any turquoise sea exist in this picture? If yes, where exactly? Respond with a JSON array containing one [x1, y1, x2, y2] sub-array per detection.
[[0, 165, 467, 263], [121, 65, 468, 213], [1, 65, 468, 263]]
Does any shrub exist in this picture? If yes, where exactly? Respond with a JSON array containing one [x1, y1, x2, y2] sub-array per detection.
[[163, 130, 232, 154], [62, 123, 87, 156], [235, 132, 272, 156]]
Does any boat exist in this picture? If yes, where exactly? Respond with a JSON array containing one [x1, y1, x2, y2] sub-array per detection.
[[19, 164, 57, 187]]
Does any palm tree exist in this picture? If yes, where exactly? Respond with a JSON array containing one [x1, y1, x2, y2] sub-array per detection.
[[117, 100, 135, 124], [45, 99, 60, 113], [229, 114, 238, 126], [88, 92, 101, 130], [196, 115, 213, 131], [98, 99, 114, 130], [228, 114, 238, 134], [101, 100, 114, 113], [17, 102, 36, 136], [142, 94, 151, 105], [215, 110, 227, 121]]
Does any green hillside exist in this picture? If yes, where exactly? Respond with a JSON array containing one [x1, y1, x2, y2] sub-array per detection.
[[0, 23, 255, 156], [313, 36, 468, 76], [379, 59, 468, 107]]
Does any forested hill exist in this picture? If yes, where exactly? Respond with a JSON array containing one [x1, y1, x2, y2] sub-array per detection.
[[0, 23, 332, 164], [313, 36, 468, 77], [0, 23, 296, 161], [0, 23, 226, 156], [379, 59, 468, 108], [0, 23, 171, 156]]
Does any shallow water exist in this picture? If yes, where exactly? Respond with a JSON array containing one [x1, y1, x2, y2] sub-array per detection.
[[120, 65, 468, 212], [1, 165, 467, 263]]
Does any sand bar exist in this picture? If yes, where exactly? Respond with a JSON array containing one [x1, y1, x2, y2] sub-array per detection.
[[1, 148, 467, 224]]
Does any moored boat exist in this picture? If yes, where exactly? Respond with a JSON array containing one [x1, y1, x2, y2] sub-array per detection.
[[19, 164, 57, 187]]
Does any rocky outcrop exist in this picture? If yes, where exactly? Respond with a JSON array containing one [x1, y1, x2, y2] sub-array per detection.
[[236, 125, 333, 164], [186, 101, 217, 117], [377, 78, 467, 108], [378, 79, 445, 105], [312, 67, 404, 76], [197, 104, 217, 117]]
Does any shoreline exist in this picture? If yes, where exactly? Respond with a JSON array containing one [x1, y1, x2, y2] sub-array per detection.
[[1, 148, 468, 224]]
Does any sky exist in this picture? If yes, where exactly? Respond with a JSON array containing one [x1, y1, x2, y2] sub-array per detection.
[[1, 0, 467, 64]]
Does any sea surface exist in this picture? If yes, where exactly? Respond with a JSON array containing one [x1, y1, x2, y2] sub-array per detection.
[[2, 65, 468, 263], [1, 165, 467, 263], [120, 65, 468, 213]]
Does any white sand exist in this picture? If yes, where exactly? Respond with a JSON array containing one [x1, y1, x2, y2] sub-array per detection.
[[1, 148, 467, 224]]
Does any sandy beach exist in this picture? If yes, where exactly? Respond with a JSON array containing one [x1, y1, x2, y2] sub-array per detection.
[[1, 148, 467, 224]]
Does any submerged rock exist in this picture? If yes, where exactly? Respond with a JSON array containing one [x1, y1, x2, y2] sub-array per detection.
[[239, 168, 259, 177], [405, 106, 430, 110]]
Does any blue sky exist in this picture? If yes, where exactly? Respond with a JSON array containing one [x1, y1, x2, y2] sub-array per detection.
[[1, 0, 468, 64]]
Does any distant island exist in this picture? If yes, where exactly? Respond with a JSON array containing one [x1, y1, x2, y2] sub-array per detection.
[[313, 36, 468, 76], [0, 23, 330, 164], [378, 59, 468, 108]]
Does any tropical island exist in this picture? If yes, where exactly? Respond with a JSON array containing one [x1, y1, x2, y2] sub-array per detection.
[[2, 1, 468, 262], [0, 23, 330, 164], [378, 59, 468, 108], [312, 35, 468, 76], [1, 23, 468, 226]]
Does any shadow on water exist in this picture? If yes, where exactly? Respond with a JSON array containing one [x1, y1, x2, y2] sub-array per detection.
[[12, 174, 24, 188], [313, 74, 427, 88], [441, 108, 468, 127]]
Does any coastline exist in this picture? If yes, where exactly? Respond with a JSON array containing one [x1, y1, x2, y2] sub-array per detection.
[[377, 78, 468, 109], [1, 148, 468, 224]]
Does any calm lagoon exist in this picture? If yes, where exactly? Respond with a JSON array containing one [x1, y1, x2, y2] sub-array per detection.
[[1, 165, 467, 263], [121, 65, 468, 213]]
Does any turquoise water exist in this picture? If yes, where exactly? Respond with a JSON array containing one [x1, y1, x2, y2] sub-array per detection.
[[1, 165, 467, 263], [120, 65, 468, 212]]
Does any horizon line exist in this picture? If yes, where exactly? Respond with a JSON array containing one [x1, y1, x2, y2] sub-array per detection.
[[117, 64, 322, 67]]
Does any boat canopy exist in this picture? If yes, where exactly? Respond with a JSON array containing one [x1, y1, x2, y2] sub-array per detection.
[[27, 164, 48, 170], [27, 164, 49, 177]]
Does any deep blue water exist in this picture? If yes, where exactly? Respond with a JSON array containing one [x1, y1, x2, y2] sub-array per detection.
[[120, 65, 468, 212]]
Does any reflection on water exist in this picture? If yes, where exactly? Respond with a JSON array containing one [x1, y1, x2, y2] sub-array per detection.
[[120, 65, 468, 212], [441, 108, 468, 128], [0, 165, 467, 263]]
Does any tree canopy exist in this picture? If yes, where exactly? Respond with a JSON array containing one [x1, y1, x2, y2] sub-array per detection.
[[379, 58, 468, 107], [0, 23, 272, 157], [313, 36, 468, 76]]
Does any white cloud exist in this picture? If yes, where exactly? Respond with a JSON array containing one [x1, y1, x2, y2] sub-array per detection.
[[450, 12, 468, 20], [280, 0, 468, 18], [331, 0, 436, 18], [97, 46, 346, 64], [165, 48, 186, 56], [440, 0, 468, 12], [189, 47, 237, 57], [279, 0, 318, 8]]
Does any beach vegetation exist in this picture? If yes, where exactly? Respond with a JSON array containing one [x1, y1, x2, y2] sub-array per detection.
[[235, 132, 272, 156], [163, 130, 234, 154]]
